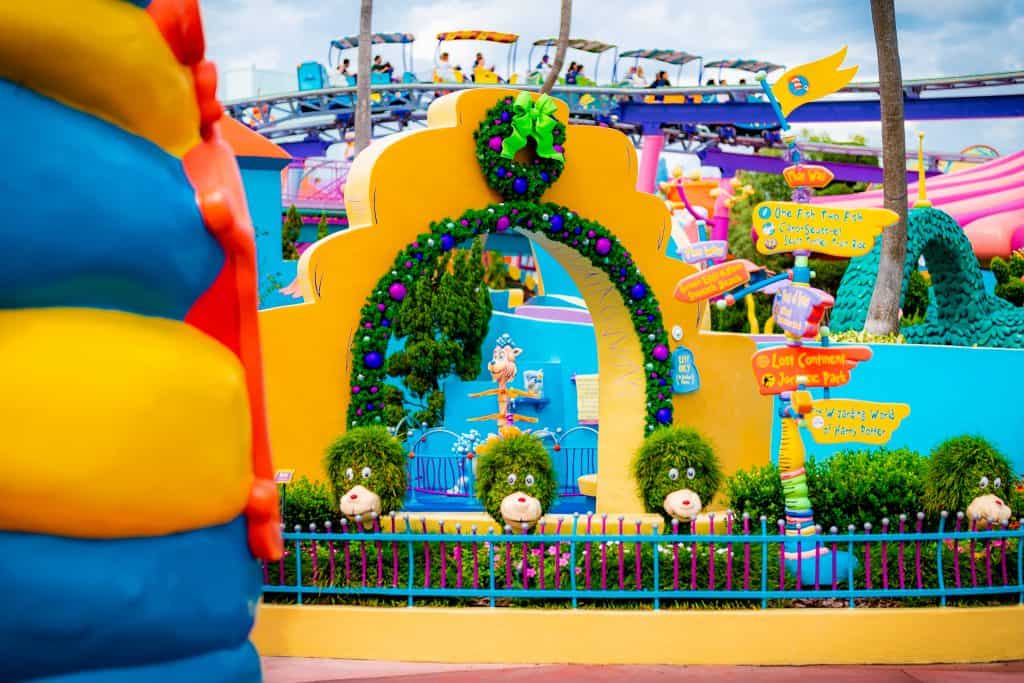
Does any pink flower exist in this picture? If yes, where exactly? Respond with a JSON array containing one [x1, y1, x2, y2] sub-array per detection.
[[531, 547, 543, 557], [547, 546, 558, 556], [558, 556, 570, 567]]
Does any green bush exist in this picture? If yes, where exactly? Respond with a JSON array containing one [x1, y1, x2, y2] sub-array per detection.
[[325, 426, 408, 515], [809, 447, 927, 530], [992, 253, 1024, 307], [476, 431, 558, 527], [923, 435, 1016, 517], [725, 447, 928, 530], [282, 476, 338, 531], [724, 463, 785, 524], [633, 427, 723, 523]]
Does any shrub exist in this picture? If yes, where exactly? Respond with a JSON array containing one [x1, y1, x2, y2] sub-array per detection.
[[725, 447, 928, 530], [809, 447, 927, 530], [724, 462, 785, 524], [991, 253, 1024, 307], [324, 426, 408, 515], [923, 435, 1016, 517], [282, 476, 338, 531], [633, 427, 722, 523], [475, 431, 557, 526]]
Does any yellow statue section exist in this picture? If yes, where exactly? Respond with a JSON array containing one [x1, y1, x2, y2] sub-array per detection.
[[0, 0, 200, 157], [260, 88, 771, 513], [0, 308, 253, 537]]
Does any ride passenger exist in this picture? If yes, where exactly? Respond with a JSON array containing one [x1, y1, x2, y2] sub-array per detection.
[[565, 61, 578, 85], [629, 65, 648, 88]]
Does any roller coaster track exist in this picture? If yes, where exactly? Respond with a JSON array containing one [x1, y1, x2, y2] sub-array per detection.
[[224, 71, 1024, 149]]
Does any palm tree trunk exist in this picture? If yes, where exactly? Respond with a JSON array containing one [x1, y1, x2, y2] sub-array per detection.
[[353, 0, 373, 155], [540, 0, 573, 95], [864, 0, 908, 335]]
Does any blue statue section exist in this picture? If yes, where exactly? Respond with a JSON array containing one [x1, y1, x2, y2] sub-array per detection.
[[0, 518, 261, 683], [0, 79, 223, 319]]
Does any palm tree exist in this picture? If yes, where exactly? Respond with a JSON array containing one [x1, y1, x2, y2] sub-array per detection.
[[540, 0, 573, 95], [864, 0, 908, 335], [354, 0, 373, 155]]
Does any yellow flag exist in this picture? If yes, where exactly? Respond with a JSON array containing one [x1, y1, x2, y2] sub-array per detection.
[[771, 47, 858, 117]]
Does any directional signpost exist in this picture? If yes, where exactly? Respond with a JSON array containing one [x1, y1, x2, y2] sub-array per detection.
[[751, 344, 872, 395], [753, 202, 900, 257], [673, 260, 750, 303]]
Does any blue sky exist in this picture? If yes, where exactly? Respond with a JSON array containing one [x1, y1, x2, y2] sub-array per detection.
[[203, 0, 1024, 155]]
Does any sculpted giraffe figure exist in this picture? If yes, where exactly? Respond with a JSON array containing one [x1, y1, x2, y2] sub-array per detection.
[[469, 334, 539, 430]]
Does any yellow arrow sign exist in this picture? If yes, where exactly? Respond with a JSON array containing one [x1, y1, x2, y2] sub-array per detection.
[[805, 398, 910, 445], [753, 202, 899, 257]]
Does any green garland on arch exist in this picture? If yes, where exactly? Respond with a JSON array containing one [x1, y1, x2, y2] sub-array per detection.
[[347, 200, 675, 433]]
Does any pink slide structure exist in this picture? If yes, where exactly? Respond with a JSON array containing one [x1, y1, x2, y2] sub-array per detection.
[[815, 150, 1024, 263]]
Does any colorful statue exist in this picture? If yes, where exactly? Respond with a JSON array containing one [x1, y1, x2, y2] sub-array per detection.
[[469, 334, 540, 429], [924, 435, 1016, 528]]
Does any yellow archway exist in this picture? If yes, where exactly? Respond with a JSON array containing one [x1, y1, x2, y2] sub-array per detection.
[[258, 89, 770, 513]]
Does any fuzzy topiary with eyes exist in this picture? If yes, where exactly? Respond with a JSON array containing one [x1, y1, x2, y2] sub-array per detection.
[[633, 426, 722, 525], [923, 435, 1015, 527], [475, 430, 557, 531], [325, 426, 407, 525]]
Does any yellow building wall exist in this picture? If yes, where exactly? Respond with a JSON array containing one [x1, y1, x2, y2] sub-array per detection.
[[258, 88, 771, 513]]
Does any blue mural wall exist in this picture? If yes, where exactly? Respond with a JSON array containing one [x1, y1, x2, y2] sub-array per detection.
[[766, 342, 1024, 472]]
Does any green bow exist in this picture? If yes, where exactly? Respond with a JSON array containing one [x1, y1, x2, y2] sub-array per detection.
[[500, 92, 564, 163]]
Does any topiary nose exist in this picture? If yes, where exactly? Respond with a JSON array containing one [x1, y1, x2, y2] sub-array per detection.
[[350, 494, 358, 500], [995, 499, 1003, 506], [518, 497, 526, 503], [682, 500, 690, 506]]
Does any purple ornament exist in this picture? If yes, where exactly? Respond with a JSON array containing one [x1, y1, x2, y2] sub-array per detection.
[[370, 386, 379, 394], [629, 283, 647, 300], [587, 230, 596, 238], [440, 234, 455, 251], [363, 322, 373, 329], [363, 351, 383, 369], [656, 407, 673, 424], [554, 144, 564, 153], [356, 408, 363, 416], [404, 260, 413, 269], [377, 303, 386, 312], [550, 214, 564, 231], [388, 282, 407, 301], [488, 136, 503, 152], [496, 216, 510, 232], [513, 177, 529, 194], [352, 386, 361, 394], [652, 345, 670, 361], [595, 237, 612, 255], [658, 393, 665, 400]]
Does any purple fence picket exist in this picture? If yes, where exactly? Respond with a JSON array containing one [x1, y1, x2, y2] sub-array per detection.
[[539, 521, 547, 591], [898, 515, 907, 590], [455, 524, 464, 590], [830, 527, 839, 592], [690, 519, 697, 591], [342, 519, 351, 585], [439, 521, 448, 589], [421, 518, 431, 588], [969, 517, 978, 588], [504, 527, 513, 589], [863, 523, 872, 590], [584, 515, 593, 591], [373, 516, 384, 586], [634, 520, 642, 590], [472, 528, 480, 590], [881, 518, 889, 590], [742, 514, 751, 591], [725, 513, 733, 591], [672, 520, 681, 591], [777, 520, 785, 591], [389, 517, 398, 588], [708, 514, 716, 590], [1001, 522, 1010, 586], [617, 517, 625, 591], [601, 515, 609, 591], [953, 513, 962, 588]]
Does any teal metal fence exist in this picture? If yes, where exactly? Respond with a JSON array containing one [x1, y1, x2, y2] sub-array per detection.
[[262, 511, 1024, 609]]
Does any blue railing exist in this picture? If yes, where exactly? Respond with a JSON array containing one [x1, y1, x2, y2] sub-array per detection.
[[264, 512, 1024, 609]]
